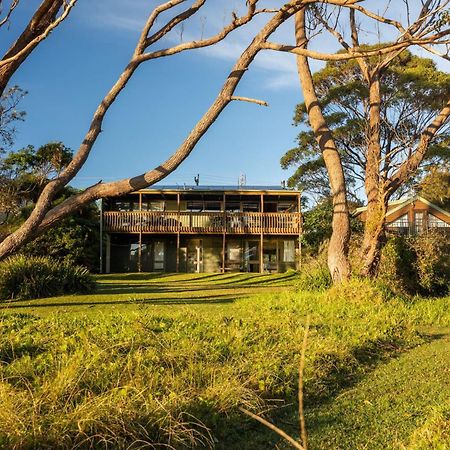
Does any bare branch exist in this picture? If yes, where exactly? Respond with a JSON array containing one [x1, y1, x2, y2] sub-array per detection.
[[0, 0, 76, 96], [387, 98, 450, 194], [231, 96, 268, 106], [0, 0, 76, 69], [0, 0, 19, 28], [261, 34, 450, 61], [239, 407, 305, 450]]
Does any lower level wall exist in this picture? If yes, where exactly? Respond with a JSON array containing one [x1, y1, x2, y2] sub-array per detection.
[[106, 234, 298, 273]]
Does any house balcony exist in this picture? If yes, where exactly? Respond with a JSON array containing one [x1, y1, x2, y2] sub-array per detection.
[[103, 211, 302, 235]]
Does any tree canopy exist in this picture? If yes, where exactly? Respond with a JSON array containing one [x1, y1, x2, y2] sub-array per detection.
[[281, 49, 450, 202]]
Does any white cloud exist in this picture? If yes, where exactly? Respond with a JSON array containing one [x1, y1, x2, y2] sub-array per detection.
[[80, 0, 450, 89]]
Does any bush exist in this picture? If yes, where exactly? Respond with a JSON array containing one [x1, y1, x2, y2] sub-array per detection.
[[379, 232, 450, 297], [0, 255, 96, 300], [414, 231, 450, 296], [297, 261, 332, 291]]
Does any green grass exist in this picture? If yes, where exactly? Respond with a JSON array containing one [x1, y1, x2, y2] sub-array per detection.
[[306, 328, 450, 450], [0, 273, 448, 449], [0, 272, 298, 316]]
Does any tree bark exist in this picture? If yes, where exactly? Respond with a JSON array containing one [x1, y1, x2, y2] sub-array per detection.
[[360, 73, 385, 277], [294, 8, 351, 283]]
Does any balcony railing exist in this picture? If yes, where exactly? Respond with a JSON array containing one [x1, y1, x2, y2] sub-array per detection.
[[103, 211, 301, 235]]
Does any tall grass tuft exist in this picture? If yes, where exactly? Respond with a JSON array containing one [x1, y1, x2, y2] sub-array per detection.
[[0, 255, 95, 300]]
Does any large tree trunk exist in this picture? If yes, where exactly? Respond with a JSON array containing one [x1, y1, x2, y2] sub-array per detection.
[[295, 9, 351, 283], [360, 195, 388, 277], [360, 73, 385, 277]]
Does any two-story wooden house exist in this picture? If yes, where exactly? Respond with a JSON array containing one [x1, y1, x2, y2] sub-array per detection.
[[101, 186, 302, 273]]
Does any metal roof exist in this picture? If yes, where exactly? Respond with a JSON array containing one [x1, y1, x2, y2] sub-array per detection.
[[135, 185, 299, 194]]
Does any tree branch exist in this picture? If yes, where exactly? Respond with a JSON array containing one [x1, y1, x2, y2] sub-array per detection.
[[0, 0, 19, 28], [0, 0, 74, 96], [231, 96, 268, 106]]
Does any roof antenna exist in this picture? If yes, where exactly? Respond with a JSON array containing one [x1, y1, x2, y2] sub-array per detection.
[[194, 174, 200, 186], [281, 180, 286, 189], [238, 173, 246, 187]]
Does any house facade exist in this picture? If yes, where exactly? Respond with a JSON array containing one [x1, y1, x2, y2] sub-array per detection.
[[354, 195, 450, 235], [101, 186, 302, 273]]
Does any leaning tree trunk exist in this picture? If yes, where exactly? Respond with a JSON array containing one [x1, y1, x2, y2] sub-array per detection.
[[295, 9, 351, 283]]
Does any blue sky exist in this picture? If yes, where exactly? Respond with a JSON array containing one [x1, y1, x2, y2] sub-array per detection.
[[2, 1, 449, 191]]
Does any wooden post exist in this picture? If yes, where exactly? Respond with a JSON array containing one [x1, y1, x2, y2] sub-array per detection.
[[106, 233, 111, 274], [138, 232, 142, 273], [138, 192, 142, 272], [276, 239, 280, 273], [260, 193, 264, 274], [297, 192, 302, 270], [99, 199, 103, 274], [222, 192, 226, 273], [176, 192, 180, 272]]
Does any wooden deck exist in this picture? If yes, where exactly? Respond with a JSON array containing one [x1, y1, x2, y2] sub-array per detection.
[[103, 211, 302, 235]]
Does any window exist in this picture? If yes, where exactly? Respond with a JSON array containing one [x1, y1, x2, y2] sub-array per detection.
[[428, 214, 450, 228], [115, 201, 133, 211], [242, 202, 259, 212], [227, 242, 241, 261], [204, 201, 221, 212], [141, 201, 164, 211], [225, 202, 240, 212], [415, 211, 424, 233], [387, 214, 409, 229], [187, 201, 203, 212], [283, 240, 295, 262], [244, 241, 259, 261], [278, 202, 295, 212]]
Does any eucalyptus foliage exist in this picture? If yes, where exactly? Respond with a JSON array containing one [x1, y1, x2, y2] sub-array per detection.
[[282, 49, 450, 200]]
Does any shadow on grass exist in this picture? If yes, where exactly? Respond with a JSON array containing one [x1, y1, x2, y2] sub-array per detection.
[[217, 332, 433, 450], [0, 292, 245, 310], [95, 282, 289, 295]]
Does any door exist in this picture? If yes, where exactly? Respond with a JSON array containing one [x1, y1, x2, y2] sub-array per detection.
[[153, 241, 165, 271], [187, 239, 203, 273]]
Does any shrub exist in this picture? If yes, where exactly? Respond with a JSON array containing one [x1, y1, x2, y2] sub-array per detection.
[[413, 231, 450, 296], [379, 232, 450, 297], [297, 261, 332, 291], [378, 236, 417, 295], [0, 255, 95, 300]]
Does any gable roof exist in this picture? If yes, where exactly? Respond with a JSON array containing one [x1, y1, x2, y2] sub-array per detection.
[[353, 195, 450, 220]]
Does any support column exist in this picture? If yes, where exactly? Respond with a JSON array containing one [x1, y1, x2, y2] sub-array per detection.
[[260, 233, 264, 274], [276, 239, 280, 273], [260, 193, 264, 273], [99, 199, 103, 274], [222, 233, 226, 273], [297, 192, 302, 270], [106, 234, 111, 274], [138, 232, 142, 273], [176, 193, 180, 272], [222, 192, 226, 273], [138, 192, 143, 272]]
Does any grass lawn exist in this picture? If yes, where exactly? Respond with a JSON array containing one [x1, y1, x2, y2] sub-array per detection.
[[0, 273, 448, 449], [0, 272, 298, 316]]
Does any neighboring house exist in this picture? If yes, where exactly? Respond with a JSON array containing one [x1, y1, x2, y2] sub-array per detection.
[[354, 195, 450, 235], [102, 186, 302, 273]]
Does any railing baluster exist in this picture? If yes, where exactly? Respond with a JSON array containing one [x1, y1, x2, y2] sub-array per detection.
[[103, 211, 301, 235]]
